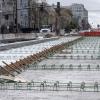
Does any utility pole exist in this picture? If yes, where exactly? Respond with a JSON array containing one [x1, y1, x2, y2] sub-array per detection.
[[55, 2, 61, 36], [28, 0, 31, 29], [38, 6, 40, 32], [38, 2, 44, 32], [15, 0, 18, 33]]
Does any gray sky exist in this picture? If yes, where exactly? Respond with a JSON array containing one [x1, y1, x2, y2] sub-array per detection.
[[47, 0, 100, 28]]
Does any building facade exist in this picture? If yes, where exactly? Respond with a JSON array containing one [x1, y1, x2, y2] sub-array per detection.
[[70, 3, 88, 30], [1, 0, 14, 26], [0, 0, 38, 33], [17, 0, 30, 29], [0, 0, 16, 33], [17, 0, 47, 29]]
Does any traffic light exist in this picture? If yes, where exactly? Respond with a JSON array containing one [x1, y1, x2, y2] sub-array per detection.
[[40, 3, 44, 11], [57, 2, 60, 9], [56, 2, 60, 15]]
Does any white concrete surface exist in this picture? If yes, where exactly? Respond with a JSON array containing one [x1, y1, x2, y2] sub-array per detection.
[[0, 90, 100, 100], [0, 33, 56, 40], [0, 36, 80, 67], [1, 37, 100, 100]]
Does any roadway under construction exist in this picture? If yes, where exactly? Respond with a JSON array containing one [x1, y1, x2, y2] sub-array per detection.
[[0, 36, 100, 100]]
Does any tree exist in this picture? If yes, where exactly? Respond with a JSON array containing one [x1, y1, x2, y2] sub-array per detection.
[[69, 21, 77, 29], [60, 8, 73, 29], [65, 20, 79, 33]]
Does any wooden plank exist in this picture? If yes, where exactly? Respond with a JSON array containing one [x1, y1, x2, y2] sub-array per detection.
[[0, 66, 15, 77], [14, 61, 23, 70], [2, 61, 20, 74], [11, 62, 22, 72]]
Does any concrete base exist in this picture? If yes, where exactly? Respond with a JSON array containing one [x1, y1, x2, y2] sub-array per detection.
[[0, 37, 59, 51]]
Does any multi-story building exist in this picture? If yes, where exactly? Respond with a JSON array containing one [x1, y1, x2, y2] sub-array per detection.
[[0, 0, 38, 32], [70, 3, 88, 30], [1, 0, 14, 26], [17, 0, 44, 29], [17, 0, 30, 29], [0, 0, 15, 33]]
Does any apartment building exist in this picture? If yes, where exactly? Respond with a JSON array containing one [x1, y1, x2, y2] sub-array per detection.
[[1, 0, 14, 26], [70, 3, 88, 29]]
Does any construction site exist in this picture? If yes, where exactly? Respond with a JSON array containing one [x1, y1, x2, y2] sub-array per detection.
[[0, 32, 100, 100]]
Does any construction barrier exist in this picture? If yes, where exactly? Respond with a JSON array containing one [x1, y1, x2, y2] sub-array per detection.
[[80, 32, 100, 36]]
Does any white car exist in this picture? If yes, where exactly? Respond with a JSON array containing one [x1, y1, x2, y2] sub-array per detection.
[[64, 33, 69, 36], [37, 36, 44, 40], [40, 28, 51, 33]]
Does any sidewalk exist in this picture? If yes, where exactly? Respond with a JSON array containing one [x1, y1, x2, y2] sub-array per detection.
[[0, 33, 36, 40], [0, 32, 56, 41]]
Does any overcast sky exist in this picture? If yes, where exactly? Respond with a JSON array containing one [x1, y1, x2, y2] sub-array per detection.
[[47, 0, 100, 28]]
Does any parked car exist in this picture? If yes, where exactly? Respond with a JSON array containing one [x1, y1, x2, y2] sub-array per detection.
[[40, 28, 51, 33], [37, 36, 44, 40], [64, 33, 70, 36]]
